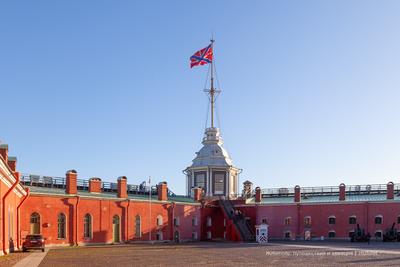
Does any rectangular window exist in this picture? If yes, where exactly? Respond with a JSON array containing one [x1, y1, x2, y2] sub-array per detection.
[[328, 217, 336, 225], [284, 217, 291, 226], [304, 217, 311, 226], [207, 231, 212, 239], [349, 217, 357, 225], [192, 217, 198, 226], [192, 232, 198, 240], [213, 172, 225, 195], [156, 232, 163, 241], [207, 217, 212, 227], [194, 172, 206, 191], [375, 216, 383, 224], [174, 217, 180, 226], [285, 232, 291, 239], [262, 218, 268, 224]]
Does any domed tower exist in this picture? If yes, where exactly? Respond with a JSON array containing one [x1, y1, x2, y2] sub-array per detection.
[[184, 40, 241, 198]]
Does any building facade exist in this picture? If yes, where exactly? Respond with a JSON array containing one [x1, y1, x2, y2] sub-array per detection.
[[1, 141, 400, 256], [0, 144, 28, 255]]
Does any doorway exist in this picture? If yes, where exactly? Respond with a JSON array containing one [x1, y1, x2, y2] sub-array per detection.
[[112, 215, 120, 243]]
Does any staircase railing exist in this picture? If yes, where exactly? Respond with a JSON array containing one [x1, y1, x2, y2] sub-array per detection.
[[218, 197, 255, 242]]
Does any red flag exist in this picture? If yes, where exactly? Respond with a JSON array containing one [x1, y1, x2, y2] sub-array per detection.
[[190, 44, 213, 68]]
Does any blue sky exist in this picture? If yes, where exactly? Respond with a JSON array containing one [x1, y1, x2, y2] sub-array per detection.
[[1, 1, 400, 194]]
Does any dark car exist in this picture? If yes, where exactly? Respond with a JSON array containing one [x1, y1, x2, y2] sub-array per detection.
[[22, 234, 45, 252]]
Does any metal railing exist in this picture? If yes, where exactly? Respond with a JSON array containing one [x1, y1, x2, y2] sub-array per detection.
[[259, 182, 400, 198], [20, 173, 158, 195]]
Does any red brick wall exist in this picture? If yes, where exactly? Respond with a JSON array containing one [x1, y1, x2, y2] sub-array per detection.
[[254, 202, 400, 240], [171, 204, 201, 241], [0, 150, 26, 255], [200, 203, 226, 240], [19, 194, 202, 246]]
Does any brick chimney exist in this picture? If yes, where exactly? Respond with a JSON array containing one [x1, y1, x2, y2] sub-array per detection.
[[193, 187, 202, 202], [117, 176, 128, 198], [0, 144, 8, 163], [158, 182, 168, 201], [66, 170, 77, 195], [339, 183, 346, 201], [7, 156, 17, 172], [89, 177, 102, 193], [255, 187, 261, 203], [294, 185, 301, 203], [387, 181, 394, 200]]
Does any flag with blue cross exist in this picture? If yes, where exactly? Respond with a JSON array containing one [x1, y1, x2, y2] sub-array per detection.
[[190, 43, 213, 68]]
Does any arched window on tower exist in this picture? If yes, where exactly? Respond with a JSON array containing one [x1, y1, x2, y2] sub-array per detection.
[[58, 213, 66, 239], [135, 215, 141, 238], [84, 214, 92, 238]]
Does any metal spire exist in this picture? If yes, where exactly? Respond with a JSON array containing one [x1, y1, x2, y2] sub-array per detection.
[[205, 38, 220, 128]]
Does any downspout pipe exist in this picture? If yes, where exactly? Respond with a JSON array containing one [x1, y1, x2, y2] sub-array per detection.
[[75, 196, 80, 246], [171, 202, 175, 241], [16, 188, 29, 250], [2, 173, 20, 255], [126, 200, 130, 243]]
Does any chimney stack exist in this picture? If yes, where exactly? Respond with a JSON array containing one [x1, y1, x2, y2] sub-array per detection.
[[255, 187, 261, 203], [294, 185, 301, 203], [387, 181, 394, 200], [66, 170, 77, 195], [158, 182, 168, 201], [7, 156, 17, 172], [89, 177, 102, 193], [117, 176, 128, 198], [339, 183, 346, 201], [0, 144, 8, 163], [193, 187, 203, 202]]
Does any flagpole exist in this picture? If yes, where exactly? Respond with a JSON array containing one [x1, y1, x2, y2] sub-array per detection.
[[149, 176, 152, 242], [210, 38, 215, 128]]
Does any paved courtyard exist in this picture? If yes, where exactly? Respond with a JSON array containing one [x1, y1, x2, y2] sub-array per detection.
[[31, 241, 400, 267]]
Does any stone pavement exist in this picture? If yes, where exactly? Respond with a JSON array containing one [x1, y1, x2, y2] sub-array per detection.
[[12, 250, 48, 267], [37, 242, 400, 267]]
